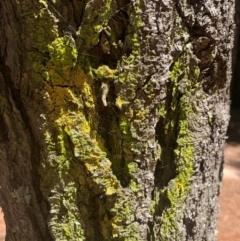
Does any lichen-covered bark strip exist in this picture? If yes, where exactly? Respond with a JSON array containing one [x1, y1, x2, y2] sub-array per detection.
[[0, 0, 235, 241], [151, 0, 234, 240], [174, 1, 235, 240]]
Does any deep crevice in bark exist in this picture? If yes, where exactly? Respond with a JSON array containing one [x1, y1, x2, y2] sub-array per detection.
[[153, 80, 183, 224], [77, 0, 132, 72], [154, 78, 182, 189], [96, 80, 129, 187]]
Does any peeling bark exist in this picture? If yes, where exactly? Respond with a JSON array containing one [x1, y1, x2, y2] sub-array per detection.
[[0, 0, 235, 240]]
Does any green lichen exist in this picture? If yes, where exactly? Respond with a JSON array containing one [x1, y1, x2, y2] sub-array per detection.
[[41, 124, 86, 240], [194, 66, 200, 78], [129, 180, 141, 192], [28, 2, 122, 240], [77, 0, 116, 51], [127, 162, 138, 177], [119, 117, 131, 135], [93, 65, 116, 79], [155, 33, 198, 239], [27, 0, 162, 240], [160, 95, 194, 238], [159, 106, 166, 117], [109, 192, 142, 240], [146, 19, 200, 237], [41, 85, 121, 239], [96, 2, 147, 239], [47, 37, 78, 85]]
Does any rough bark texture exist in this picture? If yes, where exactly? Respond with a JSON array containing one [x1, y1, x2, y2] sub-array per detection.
[[0, 0, 235, 240]]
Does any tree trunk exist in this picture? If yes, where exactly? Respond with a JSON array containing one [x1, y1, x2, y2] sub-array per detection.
[[0, 0, 234, 240]]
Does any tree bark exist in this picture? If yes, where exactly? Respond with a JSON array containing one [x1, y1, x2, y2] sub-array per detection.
[[0, 0, 235, 240]]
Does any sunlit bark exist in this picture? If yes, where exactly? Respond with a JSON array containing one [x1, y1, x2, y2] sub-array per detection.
[[0, 0, 234, 240]]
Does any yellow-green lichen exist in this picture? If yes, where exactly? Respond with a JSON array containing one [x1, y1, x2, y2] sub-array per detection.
[[42, 87, 120, 238], [159, 106, 166, 117], [77, 0, 115, 51], [30, 0, 172, 240], [159, 104, 194, 238], [93, 65, 116, 79], [47, 37, 78, 85], [129, 180, 141, 193], [119, 117, 132, 136], [194, 66, 200, 78], [158, 39, 197, 238]]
